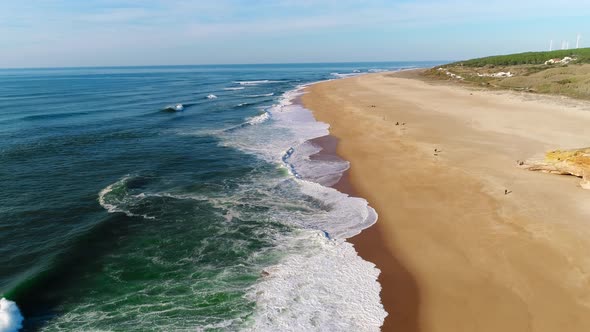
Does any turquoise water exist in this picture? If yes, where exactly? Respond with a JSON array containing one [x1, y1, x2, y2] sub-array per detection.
[[0, 63, 438, 331]]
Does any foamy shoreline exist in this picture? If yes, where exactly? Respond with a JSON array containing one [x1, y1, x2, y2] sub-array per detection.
[[303, 69, 590, 331], [221, 81, 388, 330]]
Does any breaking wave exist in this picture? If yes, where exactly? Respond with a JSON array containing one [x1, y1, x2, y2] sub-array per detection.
[[233, 80, 281, 86], [214, 83, 386, 330], [246, 112, 270, 125], [245, 231, 385, 331], [331, 72, 362, 78], [0, 298, 23, 332], [245, 93, 274, 98], [98, 176, 156, 220]]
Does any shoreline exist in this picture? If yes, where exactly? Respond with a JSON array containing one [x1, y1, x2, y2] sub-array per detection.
[[307, 133, 420, 331], [302, 70, 590, 331]]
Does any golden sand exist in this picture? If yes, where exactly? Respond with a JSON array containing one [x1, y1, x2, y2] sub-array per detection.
[[302, 70, 590, 332]]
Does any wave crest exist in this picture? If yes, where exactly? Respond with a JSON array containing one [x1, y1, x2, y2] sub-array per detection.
[[0, 298, 24, 332], [98, 176, 155, 220], [245, 93, 274, 98], [233, 80, 281, 86], [330, 72, 361, 78], [246, 112, 270, 125]]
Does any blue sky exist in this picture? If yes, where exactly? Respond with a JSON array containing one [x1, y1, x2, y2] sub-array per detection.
[[1, 0, 589, 68]]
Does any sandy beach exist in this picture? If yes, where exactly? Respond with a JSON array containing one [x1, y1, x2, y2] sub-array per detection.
[[302, 70, 590, 332]]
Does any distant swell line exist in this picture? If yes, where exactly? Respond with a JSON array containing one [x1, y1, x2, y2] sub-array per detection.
[[233, 80, 282, 86], [21, 111, 90, 121], [245, 93, 274, 98]]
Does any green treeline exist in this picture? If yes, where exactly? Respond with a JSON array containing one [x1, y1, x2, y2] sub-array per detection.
[[452, 48, 590, 67]]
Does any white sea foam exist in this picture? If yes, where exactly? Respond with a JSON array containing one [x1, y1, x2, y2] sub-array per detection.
[[223, 87, 245, 91], [206, 94, 218, 99], [0, 298, 23, 332], [215, 82, 387, 329], [98, 176, 155, 220], [98, 178, 126, 213], [218, 83, 377, 237], [331, 72, 362, 78], [219, 92, 328, 160], [284, 140, 349, 187], [233, 80, 280, 86], [246, 112, 270, 125], [245, 93, 274, 98], [162, 104, 183, 112], [297, 180, 377, 239], [140, 187, 383, 330], [245, 231, 386, 332]]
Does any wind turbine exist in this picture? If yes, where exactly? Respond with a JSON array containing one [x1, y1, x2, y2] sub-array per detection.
[[577, 34, 581, 48], [550, 40, 553, 51]]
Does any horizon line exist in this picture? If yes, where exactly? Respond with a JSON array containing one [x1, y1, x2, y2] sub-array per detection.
[[0, 60, 450, 71]]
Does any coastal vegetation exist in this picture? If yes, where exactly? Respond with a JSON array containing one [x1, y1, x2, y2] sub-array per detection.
[[450, 47, 590, 66], [425, 47, 590, 99]]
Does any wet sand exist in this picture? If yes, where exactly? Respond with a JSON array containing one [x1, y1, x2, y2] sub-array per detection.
[[302, 70, 590, 332], [309, 133, 421, 332]]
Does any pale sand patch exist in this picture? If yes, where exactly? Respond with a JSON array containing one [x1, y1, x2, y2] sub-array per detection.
[[302, 71, 590, 332]]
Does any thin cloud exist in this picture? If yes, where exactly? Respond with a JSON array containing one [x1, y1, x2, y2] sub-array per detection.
[[0, 0, 588, 67]]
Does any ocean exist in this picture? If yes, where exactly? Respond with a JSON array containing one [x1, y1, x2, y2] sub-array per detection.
[[0, 62, 438, 331]]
